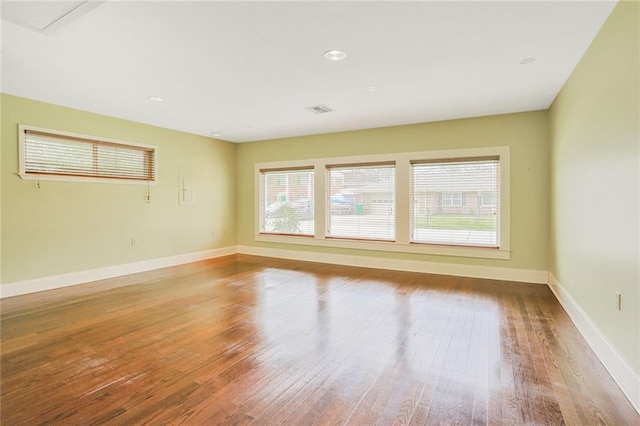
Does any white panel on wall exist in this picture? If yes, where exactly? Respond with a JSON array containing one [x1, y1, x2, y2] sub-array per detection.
[[179, 166, 197, 206]]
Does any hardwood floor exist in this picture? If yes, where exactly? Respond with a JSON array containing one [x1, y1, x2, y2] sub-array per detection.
[[1, 254, 638, 425]]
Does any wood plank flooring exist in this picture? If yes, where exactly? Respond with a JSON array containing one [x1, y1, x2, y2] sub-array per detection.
[[1, 254, 638, 425]]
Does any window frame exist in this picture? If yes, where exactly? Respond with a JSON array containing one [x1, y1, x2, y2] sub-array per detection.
[[410, 157, 500, 249], [325, 161, 396, 242], [254, 146, 510, 260], [18, 124, 158, 185], [258, 167, 316, 237]]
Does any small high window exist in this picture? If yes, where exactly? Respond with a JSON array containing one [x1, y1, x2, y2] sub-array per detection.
[[19, 125, 156, 183]]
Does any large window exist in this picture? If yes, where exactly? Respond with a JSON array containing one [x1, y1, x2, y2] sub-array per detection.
[[326, 163, 395, 241], [259, 168, 314, 236], [19, 125, 156, 183], [411, 158, 499, 247], [255, 147, 510, 260]]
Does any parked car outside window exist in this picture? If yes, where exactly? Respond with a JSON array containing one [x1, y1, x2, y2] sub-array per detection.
[[330, 193, 355, 215]]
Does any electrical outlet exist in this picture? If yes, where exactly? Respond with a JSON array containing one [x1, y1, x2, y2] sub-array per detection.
[[615, 292, 621, 311]]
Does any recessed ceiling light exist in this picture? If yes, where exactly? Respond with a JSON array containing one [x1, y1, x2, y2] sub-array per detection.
[[148, 96, 164, 102], [211, 132, 221, 137], [324, 49, 346, 61], [364, 85, 380, 92], [520, 57, 536, 65]]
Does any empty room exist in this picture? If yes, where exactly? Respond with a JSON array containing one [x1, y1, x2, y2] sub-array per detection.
[[1, 1, 639, 424]]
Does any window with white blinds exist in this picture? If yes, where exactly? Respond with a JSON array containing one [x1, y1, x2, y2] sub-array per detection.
[[326, 162, 395, 241], [19, 126, 156, 182], [255, 147, 509, 260], [411, 158, 499, 247], [259, 168, 314, 236]]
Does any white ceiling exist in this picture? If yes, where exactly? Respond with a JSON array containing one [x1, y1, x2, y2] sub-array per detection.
[[1, 1, 617, 143]]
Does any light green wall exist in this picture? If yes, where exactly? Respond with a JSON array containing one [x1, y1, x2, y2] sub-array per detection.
[[236, 111, 550, 270], [550, 0, 639, 374], [1, 94, 237, 284], [0, 96, 3, 282]]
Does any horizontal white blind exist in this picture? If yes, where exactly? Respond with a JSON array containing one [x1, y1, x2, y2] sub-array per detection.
[[326, 163, 395, 241], [411, 159, 499, 247], [260, 168, 314, 236], [23, 130, 155, 181]]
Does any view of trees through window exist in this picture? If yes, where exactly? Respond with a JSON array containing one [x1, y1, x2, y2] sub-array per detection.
[[260, 169, 314, 235]]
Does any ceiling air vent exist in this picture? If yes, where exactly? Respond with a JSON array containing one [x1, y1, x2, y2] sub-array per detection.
[[305, 104, 334, 114]]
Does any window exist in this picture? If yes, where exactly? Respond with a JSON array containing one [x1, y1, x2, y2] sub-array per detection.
[[255, 147, 509, 260], [259, 168, 314, 236], [19, 125, 156, 183], [439, 191, 464, 207], [326, 163, 395, 241], [480, 191, 497, 207], [411, 158, 499, 247]]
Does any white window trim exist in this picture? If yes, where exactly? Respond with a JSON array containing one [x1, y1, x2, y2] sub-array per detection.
[[255, 146, 510, 260], [258, 167, 315, 236], [18, 124, 159, 185], [326, 162, 396, 241]]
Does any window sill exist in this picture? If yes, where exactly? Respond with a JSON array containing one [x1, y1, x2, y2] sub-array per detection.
[[18, 173, 157, 186], [255, 233, 511, 260]]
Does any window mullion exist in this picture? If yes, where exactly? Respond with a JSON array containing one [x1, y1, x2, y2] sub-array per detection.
[[314, 163, 326, 239], [395, 160, 410, 245]]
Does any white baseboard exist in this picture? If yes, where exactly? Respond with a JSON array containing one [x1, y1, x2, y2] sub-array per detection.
[[548, 273, 640, 414], [236, 245, 548, 284], [0, 244, 546, 299], [0, 246, 237, 299]]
